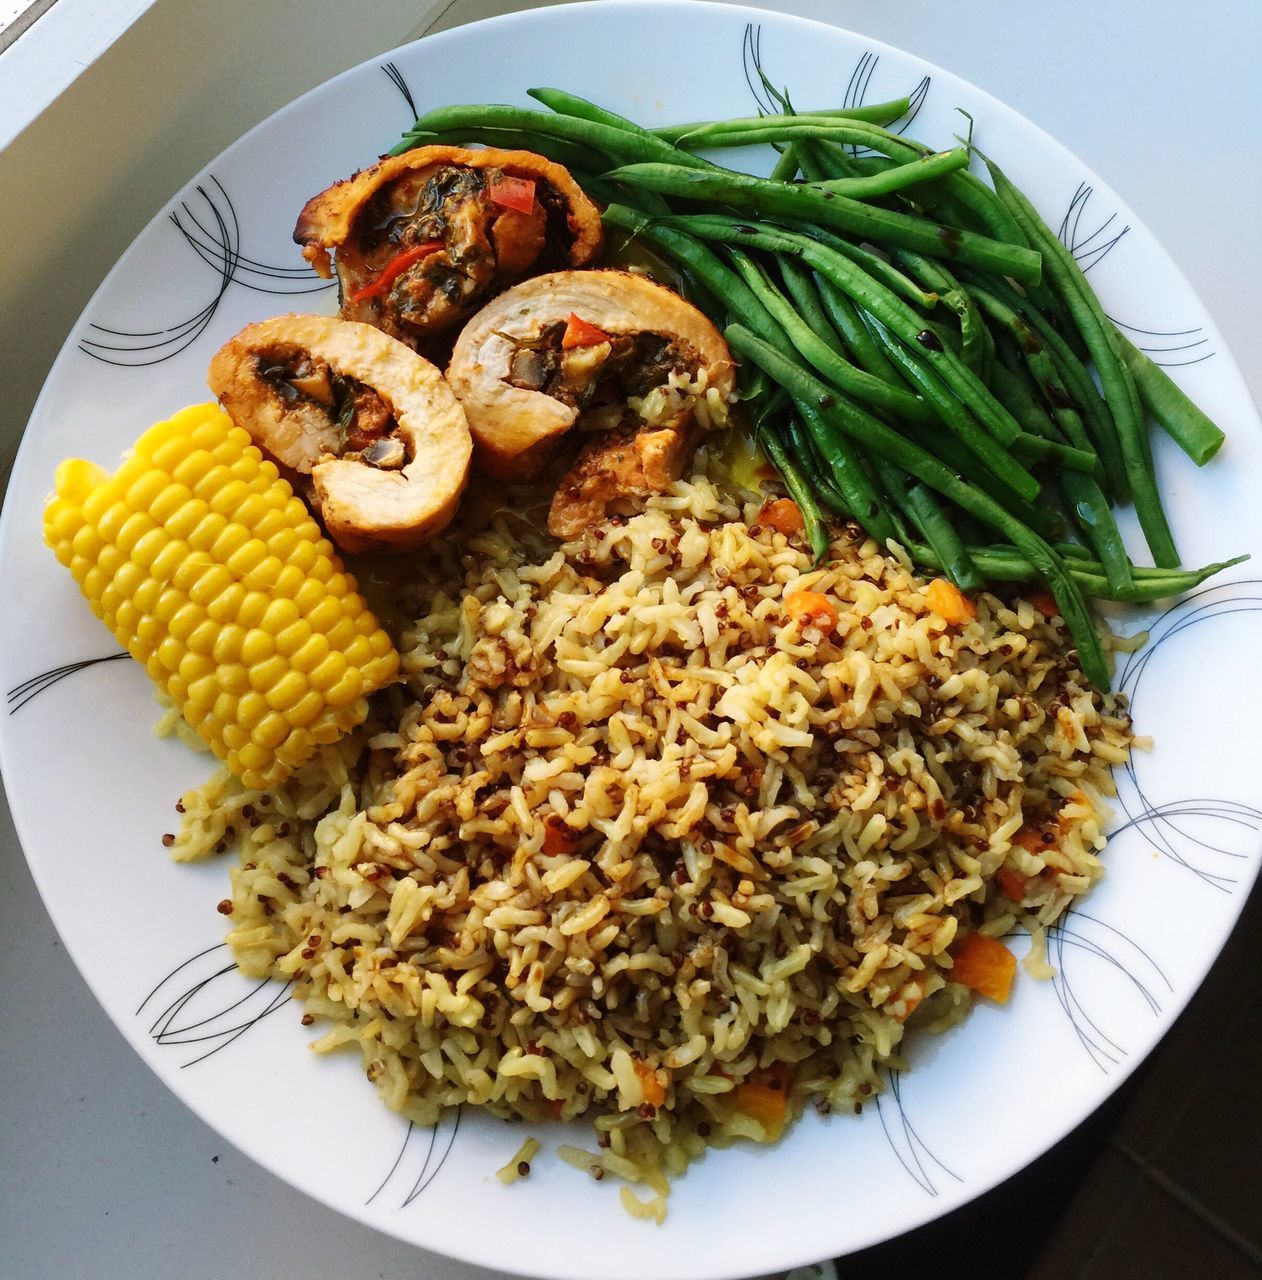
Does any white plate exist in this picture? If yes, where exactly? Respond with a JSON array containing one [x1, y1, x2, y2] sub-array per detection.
[[2, 3, 1260, 1277]]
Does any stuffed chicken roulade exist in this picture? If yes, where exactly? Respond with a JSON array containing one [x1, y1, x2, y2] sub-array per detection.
[[446, 270, 736, 536], [208, 315, 472, 554], [294, 147, 603, 350]]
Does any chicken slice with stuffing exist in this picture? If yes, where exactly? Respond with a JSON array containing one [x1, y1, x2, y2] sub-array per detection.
[[446, 270, 735, 536], [294, 146, 602, 352], [208, 315, 471, 554]]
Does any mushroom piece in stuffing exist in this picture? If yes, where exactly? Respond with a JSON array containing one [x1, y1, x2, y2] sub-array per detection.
[[208, 315, 472, 554], [446, 270, 736, 537], [294, 146, 603, 350]]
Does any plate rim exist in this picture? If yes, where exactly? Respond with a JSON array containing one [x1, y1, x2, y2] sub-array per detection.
[[2, 3, 1260, 1277]]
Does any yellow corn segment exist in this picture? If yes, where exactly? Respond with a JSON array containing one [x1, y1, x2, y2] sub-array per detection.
[[43, 403, 399, 789]]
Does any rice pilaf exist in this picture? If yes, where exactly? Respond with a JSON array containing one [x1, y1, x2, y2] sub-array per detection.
[[175, 458, 1136, 1196]]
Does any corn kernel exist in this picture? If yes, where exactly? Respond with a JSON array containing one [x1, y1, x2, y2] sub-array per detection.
[[212, 626, 245, 665], [324, 668, 363, 709], [245, 714, 286, 754], [171, 502, 213, 543], [240, 630, 275, 666], [209, 522, 249, 564], [217, 663, 250, 696], [264, 671, 308, 712], [248, 655, 289, 693], [149, 538, 190, 582], [237, 690, 268, 729], [237, 591, 270, 629], [208, 479, 251, 517], [308, 651, 347, 693], [286, 689, 325, 728], [125, 469, 170, 514], [186, 620, 219, 656], [207, 583, 246, 625], [246, 555, 283, 592], [264, 564, 299, 600], [227, 539, 266, 578], [189, 564, 234, 609]]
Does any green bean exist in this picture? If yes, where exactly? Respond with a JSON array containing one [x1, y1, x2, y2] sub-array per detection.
[[754, 412, 830, 560], [989, 358, 1057, 438], [725, 323, 1108, 687], [811, 148, 970, 200], [875, 461, 983, 591], [651, 99, 913, 143], [1116, 333, 1226, 465], [599, 206, 792, 350], [963, 280, 1099, 458], [667, 117, 933, 160], [776, 258, 932, 421], [983, 155, 1177, 568], [388, 126, 606, 172], [793, 141, 834, 184], [806, 227, 940, 309], [775, 258, 846, 358], [604, 164, 1044, 284], [895, 542, 1246, 601], [658, 216, 1026, 445], [891, 250, 984, 373], [1009, 434, 1097, 473], [902, 415, 1061, 540], [861, 316, 1041, 501], [812, 275, 906, 386], [1059, 468, 1134, 594], [791, 396, 898, 547], [727, 250, 934, 424], [397, 104, 714, 169], [785, 416, 853, 517], [769, 143, 801, 183], [527, 86, 664, 141], [975, 274, 1128, 499], [579, 173, 672, 217], [800, 137, 865, 181]]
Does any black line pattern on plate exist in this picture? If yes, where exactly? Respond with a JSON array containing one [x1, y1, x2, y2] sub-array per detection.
[[1042, 910, 1171, 1073], [1058, 180, 1129, 274], [1109, 579, 1262, 892], [137, 943, 293, 1068], [842, 51, 930, 137], [382, 61, 417, 118], [741, 25, 929, 141], [6, 651, 129, 714], [1056, 182, 1214, 367], [875, 1067, 961, 1196], [80, 176, 331, 368], [366, 1108, 463, 1208]]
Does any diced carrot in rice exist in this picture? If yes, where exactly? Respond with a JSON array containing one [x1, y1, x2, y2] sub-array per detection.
[[759, 497, 804, 535], [784, 590, 839, 632], [925, 578, 976, 624], [951, 933, 1017, 1003], [733, 1064, 792, 1138]]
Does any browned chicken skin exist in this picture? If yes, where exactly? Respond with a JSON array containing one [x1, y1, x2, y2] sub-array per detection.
[[548, 422, 695, 539]]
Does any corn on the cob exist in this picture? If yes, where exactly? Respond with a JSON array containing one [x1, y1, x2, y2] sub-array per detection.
[[43, 402, 399, 789]]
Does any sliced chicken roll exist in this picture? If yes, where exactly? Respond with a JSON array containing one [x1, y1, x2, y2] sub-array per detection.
[[294, 146, 603, 350], [446, 270, 736, 535], [208, 315, 471, 555]]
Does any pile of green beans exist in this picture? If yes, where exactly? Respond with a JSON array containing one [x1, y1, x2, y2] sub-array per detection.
[[390, 89, 1238, 689]]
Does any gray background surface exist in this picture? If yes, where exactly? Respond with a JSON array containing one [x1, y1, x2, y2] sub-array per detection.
[[1, 2, 1259, 1277]]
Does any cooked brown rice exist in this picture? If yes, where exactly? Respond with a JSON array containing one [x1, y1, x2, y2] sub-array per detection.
[[174, 452, 1136, 1199]]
